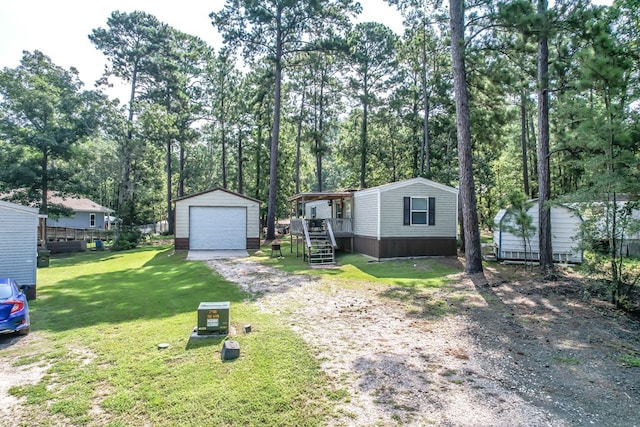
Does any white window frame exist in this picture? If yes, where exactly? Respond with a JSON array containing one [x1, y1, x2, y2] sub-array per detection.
[[90, 213, 96, 228], [411, 197, 428, 226]]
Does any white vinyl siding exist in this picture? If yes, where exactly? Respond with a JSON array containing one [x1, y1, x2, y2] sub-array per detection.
[[494, 204, 583, 263], [0, 201, 38, 286], [304, 200, 331, 219], [380, 182, 457, 238], [353, 191, 379, 237], [175, 190, 259, 240]]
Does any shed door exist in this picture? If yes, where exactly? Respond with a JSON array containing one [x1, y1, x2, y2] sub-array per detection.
[[189, 207, 246, 250]]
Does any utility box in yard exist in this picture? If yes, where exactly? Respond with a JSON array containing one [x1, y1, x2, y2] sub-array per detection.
[[197, 302, 230, 335]]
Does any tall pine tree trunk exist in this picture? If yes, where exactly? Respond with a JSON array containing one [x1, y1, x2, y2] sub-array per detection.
[[521, 91, 530, 197], [122, 62, 138, 226], [360, 85, 369, 189], [449, 0, 483, 274], [411, 85, 420, 174], [266, 16, 283, 241], [295, 92, 305, 195], [221, 100, 227, 189], [166, 137, 174, 235], [537, 0, 553, 273], [178, 141, 185, 197], [237, 129, 244, 194], [316, 72, 325, 192], [421, 20, 430, 177]]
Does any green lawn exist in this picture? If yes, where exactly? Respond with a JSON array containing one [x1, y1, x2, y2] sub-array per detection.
[[256, 240, 457, 288], [7, 246, 331, 426], [5, 242, 460, 426]]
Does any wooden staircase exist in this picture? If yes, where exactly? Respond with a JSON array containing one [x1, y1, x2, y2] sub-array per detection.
[[308, 233, 335, 265]]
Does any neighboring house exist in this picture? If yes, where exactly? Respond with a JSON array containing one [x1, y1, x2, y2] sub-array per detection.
[[493, 202, 583, 263], [0, 200, 40, 287], [174, 188, 261, 251], [47, 193, 113, 229], [290, 177, 459, 261]]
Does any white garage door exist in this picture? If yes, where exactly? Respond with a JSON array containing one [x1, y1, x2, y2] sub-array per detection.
[[189, 207, 247, 250]]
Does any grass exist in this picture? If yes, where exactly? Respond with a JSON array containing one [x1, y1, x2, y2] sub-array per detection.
[[552, 355, 581, 365], [256, 240, 458, 288], [620, 354, 640, 367], [3, 240, 460, 425], [255, 240, 461, 319], [5, 245, 332, 426]]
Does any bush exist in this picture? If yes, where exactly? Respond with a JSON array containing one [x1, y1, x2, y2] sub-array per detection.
[[111, 227, 142, 251]]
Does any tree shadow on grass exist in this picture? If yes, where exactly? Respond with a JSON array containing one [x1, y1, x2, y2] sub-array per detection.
[[464, 269, 640, 424], [185, 335, 226, 350], [47, 245, 163, 268], [34, 248, 248, 332]]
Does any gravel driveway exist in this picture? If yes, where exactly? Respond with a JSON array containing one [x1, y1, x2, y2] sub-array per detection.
[[207, 257, 640, 427]]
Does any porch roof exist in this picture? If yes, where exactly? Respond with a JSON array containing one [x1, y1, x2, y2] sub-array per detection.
[[288, 191, 354, 203]]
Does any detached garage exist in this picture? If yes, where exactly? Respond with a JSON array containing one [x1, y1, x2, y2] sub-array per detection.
[[174, 188, 261, 251]]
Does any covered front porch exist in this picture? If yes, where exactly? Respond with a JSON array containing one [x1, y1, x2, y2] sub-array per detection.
[[288, 191, 354, 265]]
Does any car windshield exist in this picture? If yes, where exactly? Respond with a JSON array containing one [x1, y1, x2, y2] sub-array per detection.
[[0, 284, 13, 299]]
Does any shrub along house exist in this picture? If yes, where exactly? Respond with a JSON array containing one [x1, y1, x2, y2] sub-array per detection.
[[289, 177, 459, 264]]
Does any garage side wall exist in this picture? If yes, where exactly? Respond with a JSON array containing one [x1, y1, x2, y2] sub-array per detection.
[[0, 204, 38, 285], [174, 191, 260, 250]]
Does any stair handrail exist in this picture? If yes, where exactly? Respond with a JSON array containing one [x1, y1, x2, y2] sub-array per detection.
[[325, 219, 338, 248], [301, 219, 312, 249]]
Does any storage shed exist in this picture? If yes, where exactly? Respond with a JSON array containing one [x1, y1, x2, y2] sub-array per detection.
[[174, 188, 261, 251], [493, 202, 583, 263], [0, 200, 39, 287], [352, 177, 458, 259]]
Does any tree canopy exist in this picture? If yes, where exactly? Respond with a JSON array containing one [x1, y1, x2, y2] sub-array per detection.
[[1, 1, 639, 293]]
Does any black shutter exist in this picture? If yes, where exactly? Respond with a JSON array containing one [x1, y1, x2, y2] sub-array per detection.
[[428, 197, 436, 225], [403, 197, 411, 225]]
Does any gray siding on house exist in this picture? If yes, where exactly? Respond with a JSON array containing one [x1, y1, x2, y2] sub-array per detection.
[[0, 201, 38, 286], [48, 211, 107, 229], [353, 191, 379, 237], [379, 182, 457, 238]]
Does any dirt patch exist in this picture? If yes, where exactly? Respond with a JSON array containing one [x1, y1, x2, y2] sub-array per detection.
[[208, 257, 640, 426], [0, 334, 50, 419]]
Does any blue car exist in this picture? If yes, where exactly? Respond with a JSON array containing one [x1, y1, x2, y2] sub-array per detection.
[[0, 277, 30, 335]]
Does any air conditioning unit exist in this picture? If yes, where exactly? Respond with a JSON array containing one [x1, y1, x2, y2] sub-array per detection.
[[197, 302, 230, 335]]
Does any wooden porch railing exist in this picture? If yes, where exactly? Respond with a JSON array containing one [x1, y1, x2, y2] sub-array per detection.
[[290, 218, 352, 237], [326, 218, 352, 236], [325, 219, 338, 248], [46, 226, 115, 242], [290, 218, 305, 236]]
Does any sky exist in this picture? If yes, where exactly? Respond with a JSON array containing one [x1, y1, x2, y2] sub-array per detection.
[[0, 0, 404, 97], [0, 0, 613, 102]]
